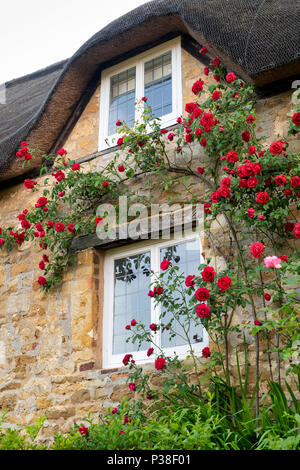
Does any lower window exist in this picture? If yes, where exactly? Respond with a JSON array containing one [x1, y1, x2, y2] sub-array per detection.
[[102, 234, 208, 368]]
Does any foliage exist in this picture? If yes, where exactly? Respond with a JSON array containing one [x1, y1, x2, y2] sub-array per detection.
[[0, 415, 46, 450], [0, 50, 299, 450]]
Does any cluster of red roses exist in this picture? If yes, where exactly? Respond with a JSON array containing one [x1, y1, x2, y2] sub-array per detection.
[[185, 265, 231, 324], [16, 141, 32, 161]]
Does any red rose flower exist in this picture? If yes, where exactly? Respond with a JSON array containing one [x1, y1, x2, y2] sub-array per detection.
[[217, 276, 232, 291], [131, 319, 137, 326], [204, 67, 209, 75], [212, 90, 221, 101], [195, 287, 210, 301], [186, 132, 193, 143], [0, 239, 4, 246], [292, 112, 300, 125], [294, 223, 300, 239], [250, 242, 264, 258], [148, 290, 154, 297], [225, 72, 237, 83], [185, 275, 196, 287], [147, 347, 154, 357], [155, 357, 166, 370], [221, 177, 231, 187], [254, 320, 262, 326], [68, 223, 76, 233], [128, 382, 136, 391], [78, 426, 89, 437], [185, 102, 196, 113], [201, 266, 215, 282], [246, 115, 255, 124], [149, 323, 157, 332], [269, 141, 283, 155], [241, 131, 250, 142], [290, 176, 300, 188], [168, 133, 175, 141], [264, 293, 271, 301], [37, 197, 48, 207], [248, 145, 256, 155], [203, 202, 211, 213], [256, 192, 269, 204], [118, 165, 125, 172], [95, 217, 103, 225], [116, 120, 122, 126], [71, 163, 80, 171], [55, 222, 65, 233], [202, 347, 211, 358], [274, 175, 287, 186], [54, 170, 65, 181], [39, 261, 45, 270], [160, 259, 171, 270], [196, 303, 210, 318], [197, 166, 205, 175], [226, 150, 239, 163], [24, 179, 37, 189], [279, 255, 288, 263], [153, 286, 164, 296], [212, 57, 220, 68], [192, 79, 204, 95], [122, 354, 132, 366], [37, 276, 47, 286], [117, 137, 124, 146], [57, 148, 67, 156], [21, 219, 31, 229], [247, 208, 255, 218], [102, 181, 109, 188], [247, 177, 258, 188], [199, 46, 207, 55]]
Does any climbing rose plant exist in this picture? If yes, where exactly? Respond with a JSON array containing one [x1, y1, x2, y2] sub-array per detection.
[[0, 51, 299, 412]]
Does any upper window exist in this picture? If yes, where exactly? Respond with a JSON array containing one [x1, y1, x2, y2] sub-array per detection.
[[102, 233, 208, 369], [99, 37, 182, 150]]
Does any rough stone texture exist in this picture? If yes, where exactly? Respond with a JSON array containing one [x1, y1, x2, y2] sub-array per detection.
[[0, 47, 299, 440]]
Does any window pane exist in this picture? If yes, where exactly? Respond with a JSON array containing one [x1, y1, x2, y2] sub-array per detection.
[[160, 239, 203, 348], [113, 251, 151, 354], [144, 51, 172, 119], [108, 67, 136, 136]]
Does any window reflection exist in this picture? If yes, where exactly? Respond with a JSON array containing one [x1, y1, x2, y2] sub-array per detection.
[[108, 67, 136, 136], [160, 239, 203, 348], [113, 252, 151, 354], [144, 52, 172, 118]]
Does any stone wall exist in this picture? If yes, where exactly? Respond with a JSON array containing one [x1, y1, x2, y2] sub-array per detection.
[[0, 46, 299, 441]]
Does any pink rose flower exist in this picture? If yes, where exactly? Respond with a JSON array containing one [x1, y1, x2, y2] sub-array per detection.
[[264, 256, 282, 269]]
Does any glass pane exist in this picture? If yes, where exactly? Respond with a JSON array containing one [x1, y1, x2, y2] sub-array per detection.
[[108, 67, 136, 136], [160, 239, 203, 349], [113, 251, 151, 355], [144, 52, 172, 119]]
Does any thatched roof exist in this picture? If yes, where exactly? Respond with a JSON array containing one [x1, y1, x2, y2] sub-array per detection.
[[0, 0, 299, 183]]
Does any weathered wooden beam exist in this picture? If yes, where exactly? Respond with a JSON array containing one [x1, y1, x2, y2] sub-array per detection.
[[71, 207, 200, 252]]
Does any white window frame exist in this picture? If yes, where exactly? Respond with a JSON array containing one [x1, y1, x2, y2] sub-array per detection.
[[102, 231, 209, 369], [98, 36, 182, 150]]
